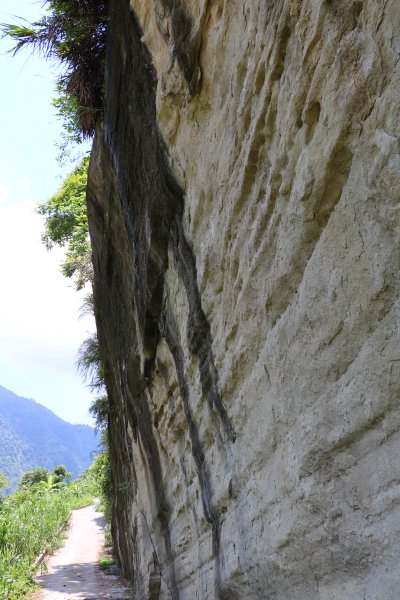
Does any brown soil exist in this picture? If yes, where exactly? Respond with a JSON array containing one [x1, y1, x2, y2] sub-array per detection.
[[31, 505, 131, 599]]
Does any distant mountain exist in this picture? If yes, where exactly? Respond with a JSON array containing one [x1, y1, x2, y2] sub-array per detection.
[[0, 385, 99, 492]]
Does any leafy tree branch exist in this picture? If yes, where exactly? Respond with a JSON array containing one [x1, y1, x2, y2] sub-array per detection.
[[36, 156, 91, 290]]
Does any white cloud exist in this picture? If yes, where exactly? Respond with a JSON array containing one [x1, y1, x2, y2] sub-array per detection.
[[0, 197, 95, 381]]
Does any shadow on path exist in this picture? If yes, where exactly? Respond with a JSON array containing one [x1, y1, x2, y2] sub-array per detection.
[[36, 561, 129, 599]]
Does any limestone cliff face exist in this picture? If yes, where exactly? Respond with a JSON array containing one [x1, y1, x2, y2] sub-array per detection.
[[87, 0, 400, 597]]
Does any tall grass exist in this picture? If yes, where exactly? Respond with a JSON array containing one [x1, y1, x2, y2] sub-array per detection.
[[0, 479, 95, 598]]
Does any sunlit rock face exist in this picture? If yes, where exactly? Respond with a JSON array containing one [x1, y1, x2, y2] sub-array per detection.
[[87, 0, 400, 597]]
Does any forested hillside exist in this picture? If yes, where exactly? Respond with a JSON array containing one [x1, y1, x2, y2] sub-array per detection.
[[0, 385, 98, 491]]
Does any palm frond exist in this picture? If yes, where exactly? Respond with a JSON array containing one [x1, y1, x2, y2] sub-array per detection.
[[89, 395, 110, 431], [0, 0, 109, 137], [76, 333, 105, 392], [79, 291, 95, 319]]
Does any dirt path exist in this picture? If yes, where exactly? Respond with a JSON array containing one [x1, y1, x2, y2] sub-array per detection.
[[32, 505, 131, 599]]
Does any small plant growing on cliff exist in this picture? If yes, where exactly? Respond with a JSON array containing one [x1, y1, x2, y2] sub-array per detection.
[[77, 332, 105, 392], [0, 0, 108, 138]]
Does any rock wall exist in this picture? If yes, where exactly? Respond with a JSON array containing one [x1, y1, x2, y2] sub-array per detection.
[[87, 0, 400, 597]]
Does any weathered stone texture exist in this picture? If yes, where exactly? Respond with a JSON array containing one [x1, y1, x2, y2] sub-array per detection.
[[87, 0, 400, 597]]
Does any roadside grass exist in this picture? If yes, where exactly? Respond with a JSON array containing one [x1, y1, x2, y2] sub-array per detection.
[[0, 479, 95, 599], [98, 555, 115, 568]]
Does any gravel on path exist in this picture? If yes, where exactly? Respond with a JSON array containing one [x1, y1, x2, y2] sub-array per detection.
[[31, 505, 131, 600]]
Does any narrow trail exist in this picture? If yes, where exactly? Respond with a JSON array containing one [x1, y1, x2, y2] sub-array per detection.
[[32, 505, 131, 600]]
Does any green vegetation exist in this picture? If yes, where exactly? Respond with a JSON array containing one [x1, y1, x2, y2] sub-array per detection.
[[0, 5, 114, 594], [0, 385, 99, 493], [86, 447, 112, 545], [77, 334, 106, 393], [36, 156, 91, 289], [0, 473, 7, 495], [1, 1, 115, 570], [0, 0, 108, 139], [17, 465, 72, 492], [53, 464, 72, 485], [17, 467, 52, 491], [33, 158, 113, 541], [0, 475, 96, 599], [98, 555, 114, 567]]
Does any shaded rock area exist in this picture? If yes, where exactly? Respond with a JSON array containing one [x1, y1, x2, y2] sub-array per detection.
[[87, 0, 400, 598]]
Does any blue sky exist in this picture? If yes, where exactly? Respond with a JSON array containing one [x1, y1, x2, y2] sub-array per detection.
[[0, 1, 95, 424]]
